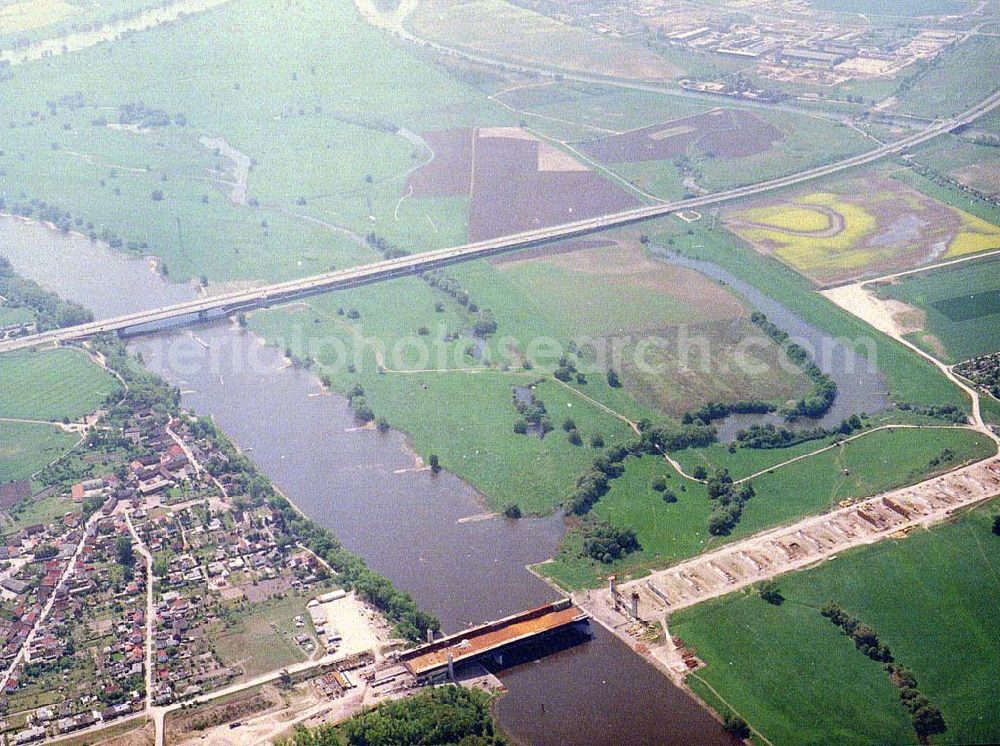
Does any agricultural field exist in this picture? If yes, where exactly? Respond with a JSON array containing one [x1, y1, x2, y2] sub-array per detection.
[[405, 0, 682, 82], [0, 419, 78, 483], [539, 426, 995, 590], [871, 253, 1000, 363], [577, 109, 786, 164], [572, 107, 870, 199], [491, 81, 712, 143], [914, 136, 1000, 199], [0, 347, 118, 421], [404, 127, 641, 240], [672, 501, 1000, 746], [726, 173, 1000, 285]]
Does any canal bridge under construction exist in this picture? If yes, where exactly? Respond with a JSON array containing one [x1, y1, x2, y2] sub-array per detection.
[[399, 599, 590, 684]]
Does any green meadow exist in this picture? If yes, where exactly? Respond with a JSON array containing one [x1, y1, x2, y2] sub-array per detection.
[[0, 347, 118, 421], [877, 253, 1000, 363], [0, 420, 78, 483], [539, 426, 995, 589], [672, 502, 1000, 746]]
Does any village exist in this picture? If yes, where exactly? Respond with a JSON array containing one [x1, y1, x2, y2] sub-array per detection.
[[0, 370, 457, 745]]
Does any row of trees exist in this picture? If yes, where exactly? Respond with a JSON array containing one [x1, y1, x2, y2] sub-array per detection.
[[734, 415, 865, 450], [895, 401, 969, 424], [750, 311, 838, 420], [822, 602, 946, 739], [821, 602, 892, 663], [93, 338, 440, 643], [282, 685, 507, 745], [0, 256, 93, 330]]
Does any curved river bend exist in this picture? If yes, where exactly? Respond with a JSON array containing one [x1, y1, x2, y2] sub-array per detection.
[[2, 216, 728, 745]]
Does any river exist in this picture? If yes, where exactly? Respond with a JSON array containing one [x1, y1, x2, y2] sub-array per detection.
[[2, 215, 729, 745], [654, 247, 890, 441]]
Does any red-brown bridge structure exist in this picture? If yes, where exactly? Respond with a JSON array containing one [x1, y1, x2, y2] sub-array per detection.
[[400, 599, 590, 683]]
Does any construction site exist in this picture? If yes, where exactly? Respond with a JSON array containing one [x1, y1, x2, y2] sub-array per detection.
[[586, 454, 1000, 633]]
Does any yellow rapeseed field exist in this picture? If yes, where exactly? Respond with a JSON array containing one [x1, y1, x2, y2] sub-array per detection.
[[946, 212, 1000, 257], [733, 192, 878, 280]]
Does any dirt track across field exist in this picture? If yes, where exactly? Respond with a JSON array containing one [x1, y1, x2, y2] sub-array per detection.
[[583, 453, 1000, 625]]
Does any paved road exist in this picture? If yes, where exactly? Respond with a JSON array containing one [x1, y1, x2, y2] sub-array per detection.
[[3, 88, 999, 356]]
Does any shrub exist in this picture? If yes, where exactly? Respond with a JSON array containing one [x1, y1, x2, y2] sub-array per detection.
[[723, 714, 751, 739], [757, 580, 784, 605]]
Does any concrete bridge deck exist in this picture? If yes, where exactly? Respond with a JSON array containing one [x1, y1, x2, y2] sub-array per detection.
[[2, 89, 998, 357]]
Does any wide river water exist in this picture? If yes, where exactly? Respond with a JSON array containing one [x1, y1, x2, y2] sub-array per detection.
[[1, 216, 729, 745]]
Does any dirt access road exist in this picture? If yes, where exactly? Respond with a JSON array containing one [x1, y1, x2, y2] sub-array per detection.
[[822, 252, 1000, 445], [582, 453, 1000, 630]]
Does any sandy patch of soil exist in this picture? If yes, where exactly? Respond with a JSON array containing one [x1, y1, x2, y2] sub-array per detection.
[[537, 142, 589, 172]]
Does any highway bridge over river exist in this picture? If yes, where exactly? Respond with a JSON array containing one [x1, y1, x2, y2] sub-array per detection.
[[2, 88, 999, 356]]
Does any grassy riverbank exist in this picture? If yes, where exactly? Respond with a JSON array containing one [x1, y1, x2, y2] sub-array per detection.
[[539, 426, 996, 589]]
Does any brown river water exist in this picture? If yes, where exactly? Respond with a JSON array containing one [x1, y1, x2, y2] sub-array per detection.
[[2, 216, 730, 745]]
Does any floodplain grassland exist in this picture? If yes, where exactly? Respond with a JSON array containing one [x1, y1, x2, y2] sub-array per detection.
[[672, 502, 1000, 746], [0, 347, 117, 421], [874, 253, 1000, 363], [0, 0, 162, 47], [0, 419, 78, 483], [248, 271, 641, 516], [652, 220, 968, 413], [0, 0, 503, 282], [247, 229, 826, 513], [462, 242, 810, 417], [404, 0, 683, 82], [539, 426, 995, 590]]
